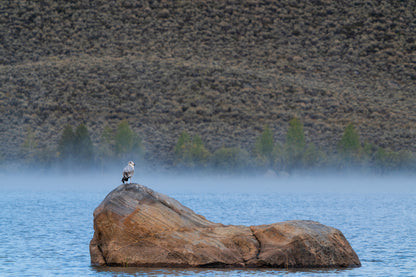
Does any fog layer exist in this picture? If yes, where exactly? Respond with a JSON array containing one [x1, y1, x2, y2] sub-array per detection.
[[1, 168, 414, 195]]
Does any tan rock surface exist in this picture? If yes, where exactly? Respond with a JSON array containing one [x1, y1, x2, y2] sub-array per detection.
[[90, 184, 361, 268]]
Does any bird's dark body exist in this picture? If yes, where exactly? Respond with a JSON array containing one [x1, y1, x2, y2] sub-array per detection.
[[121, 175, 129, 184], [121, 161, 135, 184]]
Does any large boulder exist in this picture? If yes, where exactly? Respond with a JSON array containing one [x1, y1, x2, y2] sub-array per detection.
[[90, 184, 360, 268]]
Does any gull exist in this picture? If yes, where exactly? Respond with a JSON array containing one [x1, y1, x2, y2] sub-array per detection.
[[121, 161, 135, 184]]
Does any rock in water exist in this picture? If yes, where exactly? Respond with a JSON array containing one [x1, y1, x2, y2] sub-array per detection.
[[90, 184, 361, 268]]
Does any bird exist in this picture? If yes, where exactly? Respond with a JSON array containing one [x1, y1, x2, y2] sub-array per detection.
[[121, 161, 135, 184]]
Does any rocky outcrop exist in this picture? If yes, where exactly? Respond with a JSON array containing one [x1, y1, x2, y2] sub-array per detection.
[[90, 183, 361, 268]]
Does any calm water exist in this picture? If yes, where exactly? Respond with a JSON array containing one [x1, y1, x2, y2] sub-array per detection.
[[1, 175, 415, 276]]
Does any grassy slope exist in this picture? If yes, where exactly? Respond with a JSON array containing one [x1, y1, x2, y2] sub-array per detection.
[[1, 0, 415, 165]]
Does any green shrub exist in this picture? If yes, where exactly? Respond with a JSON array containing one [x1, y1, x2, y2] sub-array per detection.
[[283, 118, 306, 170], [174, 131, 210, 168], [57, 124, 94, 165], [114, 120, 144, 161], [211, 146, 250, 171], [374, 147, 413, 172], [97, 125, 116, 167], [57, 125, 75, 161], [74, 124, 94, 164], [190, 135, 210, 166], [361, 141, 378, 166], [21, 128, 38, 164], [272, 141, 284, 170], [102, 125, 115, 147], [254, 125, 275, 166], [36, 146, 56, 167], [174, 131, 191, 161], [302, 143, 326, 169], [337, 123, 362, 167], [338, 123, 361, 156]]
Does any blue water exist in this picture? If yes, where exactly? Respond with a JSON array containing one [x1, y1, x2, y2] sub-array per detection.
[[1, 174, 415, 276]]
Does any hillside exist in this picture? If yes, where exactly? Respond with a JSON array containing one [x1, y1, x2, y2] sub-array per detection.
[[1, 0, 415, 166]]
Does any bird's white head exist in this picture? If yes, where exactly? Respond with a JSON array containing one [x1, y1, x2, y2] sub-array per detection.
[[128, 161, 135, 167]]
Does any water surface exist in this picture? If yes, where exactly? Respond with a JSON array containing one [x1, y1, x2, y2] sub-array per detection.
[[1, 174, 415, 276]]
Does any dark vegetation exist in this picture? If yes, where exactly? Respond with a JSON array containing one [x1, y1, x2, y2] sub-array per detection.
[[55, 120, 144, 169], [18, 120, 416, 174], [1, 0, 415, 173]]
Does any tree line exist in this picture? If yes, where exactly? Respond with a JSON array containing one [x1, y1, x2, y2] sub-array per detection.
[[17, 118, 415, 173], [19, 120, 143, 170], [173, 118, 415, 174]]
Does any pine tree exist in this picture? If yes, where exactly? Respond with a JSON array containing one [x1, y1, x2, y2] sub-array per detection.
[[174, 131, 191, 163], [114, 120, 144, 161], [337, 123, 361, 165], [21, 128, 38, 164], [97, 125, 115, 166], [284, 118, 306, 170], [254, 125, 275, 166], [101, 125, 114, 148], [115, 121, 134, 156], [74, 124, 94, 164], [57, 125, 75, 161]]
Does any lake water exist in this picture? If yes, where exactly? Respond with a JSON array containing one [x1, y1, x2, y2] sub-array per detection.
[[1, 173, 415, 276]]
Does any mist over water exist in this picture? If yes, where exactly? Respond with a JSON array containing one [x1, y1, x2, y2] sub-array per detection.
[[1, 168, 415, 276], [1, 166, 415, 194]]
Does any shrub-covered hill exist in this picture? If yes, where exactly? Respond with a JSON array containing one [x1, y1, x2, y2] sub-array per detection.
[[1, 0, 415, 165]]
